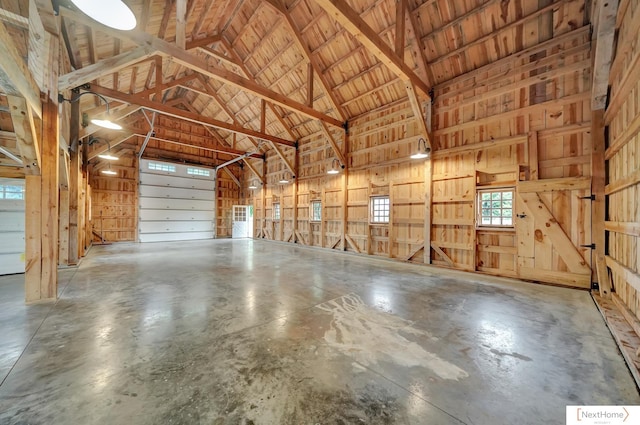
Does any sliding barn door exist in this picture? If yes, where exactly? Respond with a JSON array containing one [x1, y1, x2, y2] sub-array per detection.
[[515, 179, 592, 288]]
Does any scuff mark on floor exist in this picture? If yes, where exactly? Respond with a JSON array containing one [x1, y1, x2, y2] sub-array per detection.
[[317, 294, 469, 381]]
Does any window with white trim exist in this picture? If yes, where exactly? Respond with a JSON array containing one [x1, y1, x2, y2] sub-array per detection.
[[370, 196, 390, 223], [477, 188, 514, 228], [187, 167, 210, 177], [310, 200, 321, 222], [0, 184, 24, 200], [148, 162, 176, 172], [273, 203, 281, 220]]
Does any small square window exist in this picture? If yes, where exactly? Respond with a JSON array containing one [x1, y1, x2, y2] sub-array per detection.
[[370, 196, 390, 223], [0, 184, 24, 200], [310, 200, 321, 222], [273, 203, 281, 220], [477, 189, 514, 228]]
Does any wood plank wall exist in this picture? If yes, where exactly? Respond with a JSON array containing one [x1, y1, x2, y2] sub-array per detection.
[[246, 1, 594, 288], [89, 156, 138, 242], [604, 1, 640, 339]]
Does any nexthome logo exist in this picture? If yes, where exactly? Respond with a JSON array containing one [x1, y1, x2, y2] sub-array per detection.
[[566, 406, 638, 425]]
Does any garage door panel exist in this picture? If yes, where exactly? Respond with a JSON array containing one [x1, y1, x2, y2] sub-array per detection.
[[139, 185, 214, 200], [139, 173, 212, 190], [138, 209, 213, 221], [138, 160, 215, 243], [139, 221, 213, 233], [139, 197, 214, 211], [0, 253, 24, 275], [0, 179, 25, 275], [139, 231, 214, 243], [0, 211, 24, 231], [0, 233, 24, 253]]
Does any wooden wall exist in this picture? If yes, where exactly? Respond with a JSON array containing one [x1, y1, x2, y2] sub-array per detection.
[[89, 156, 138, 242], [246, 2, 594, 289], [604, 1, 640, 344]]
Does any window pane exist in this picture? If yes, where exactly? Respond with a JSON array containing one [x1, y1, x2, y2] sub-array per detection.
[[477, 189, 515, 228]]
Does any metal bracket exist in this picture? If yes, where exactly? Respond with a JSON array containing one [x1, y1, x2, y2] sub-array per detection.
[[591, 281, 599, 291], [580, 243, 596, 249], [580, 194, 596, 201], [342, 120, 349, 135]]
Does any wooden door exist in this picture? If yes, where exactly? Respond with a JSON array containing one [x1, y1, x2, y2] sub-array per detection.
[[515, 178, 592, 288]]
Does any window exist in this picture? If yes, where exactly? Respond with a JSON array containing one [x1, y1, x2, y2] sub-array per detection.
[[0, 184, 24, 200], [370, 196, 390, 223], [477, 189, 514, 227], [310, 200, 321, 222], [187, 167, 210, 177], [273, 203, 280, 220], [234, 207, 247, 222], [148, 162, 176, 172]]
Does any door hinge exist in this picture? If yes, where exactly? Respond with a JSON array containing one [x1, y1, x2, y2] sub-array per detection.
[[581, 194, 596, 201], [580, 243, 596, 249]]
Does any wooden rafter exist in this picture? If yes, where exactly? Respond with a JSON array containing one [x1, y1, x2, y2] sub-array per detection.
[[59, 46, 157, 91], [7, 96, 40, 174], [176, 0, 187, 49], [59, 6, 344, 129], [88, 84, 296, 147], [311, 0, 432, 147], [592, 0, 619, 110], [0, 20, 42, 118]]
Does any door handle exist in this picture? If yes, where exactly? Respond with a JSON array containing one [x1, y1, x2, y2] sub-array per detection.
[[516, 213, 527, 218]]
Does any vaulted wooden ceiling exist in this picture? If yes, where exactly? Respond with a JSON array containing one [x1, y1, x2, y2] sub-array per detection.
[[0, 0, 585, 174]]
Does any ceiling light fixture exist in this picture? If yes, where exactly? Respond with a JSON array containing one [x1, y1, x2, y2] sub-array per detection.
[[69, 0, 137, 31], [410, 137, 431, 159], [248, 180, 258, 190], [279, 172, 294, 184], [59, 90, 123, 130]]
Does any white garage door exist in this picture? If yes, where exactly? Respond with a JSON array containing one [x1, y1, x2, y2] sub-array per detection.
[[139, 159, 215, 243], [0, 179, 25, 275]]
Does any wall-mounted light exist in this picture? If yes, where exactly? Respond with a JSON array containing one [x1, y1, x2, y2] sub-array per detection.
[[279, 172, 294, 184], [327, 158, 344, 175], [410, 137, 431, 159], [89, 137, 119, 161], [248, 180, 259, 190], [101, 162, 117, 176], [59, 90, 123, 130], [69, 0, 137, 31]]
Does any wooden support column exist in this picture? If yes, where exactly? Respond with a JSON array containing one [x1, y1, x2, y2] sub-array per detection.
[[592, 109, 610, 297], [25, 98, 59, 302], [262, 160, 267, 237], [68, 100, 80, 264], [58, 188, 69, 265], [389, 181, 394, 258], [341, 168, 348, 250], [293, 145, 299, 242]]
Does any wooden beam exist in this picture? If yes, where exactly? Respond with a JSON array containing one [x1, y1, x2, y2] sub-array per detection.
[[592, 0, 619, 110], [25, 175, 42, 302], [395, 0, 405, 57], [243, 158, 265, 184], [263, 0, 347, 121], [79, 104, 141, 139], [68, 100, 80, 265], [0, 20, 42, 118], [59, 46, 156, 91], [312, 0, 430, 95], [320, 122, 346, 167], [89, 84, 295, 147], [592, 110, 608, 295], [59, 6, 343, 128], [518, 176, 591, 193], [7, 96, 40, 174], [176, 0, 187, 49], [268, 141, 295, 176]]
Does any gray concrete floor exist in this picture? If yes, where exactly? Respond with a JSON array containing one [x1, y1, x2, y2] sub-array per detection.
[[0, 239, 638, 424]]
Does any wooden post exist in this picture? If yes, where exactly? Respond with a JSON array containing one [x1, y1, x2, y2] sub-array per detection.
[[58, 188, 70, 265], [293, 145, 299, 242], [592, 109, 610, 297], [68, 100, 80, 264], [341, 168, 348, 250], [320, 188, 326, 248], [25, 98, 60, 302], [388, 181, 394, 258], [423, 156, 432, 264], [25, 175, 42, 302], [262, 160, 267, 237]]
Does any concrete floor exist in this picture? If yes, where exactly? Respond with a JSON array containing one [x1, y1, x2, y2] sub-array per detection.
[[0, 240, 638, 424]]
